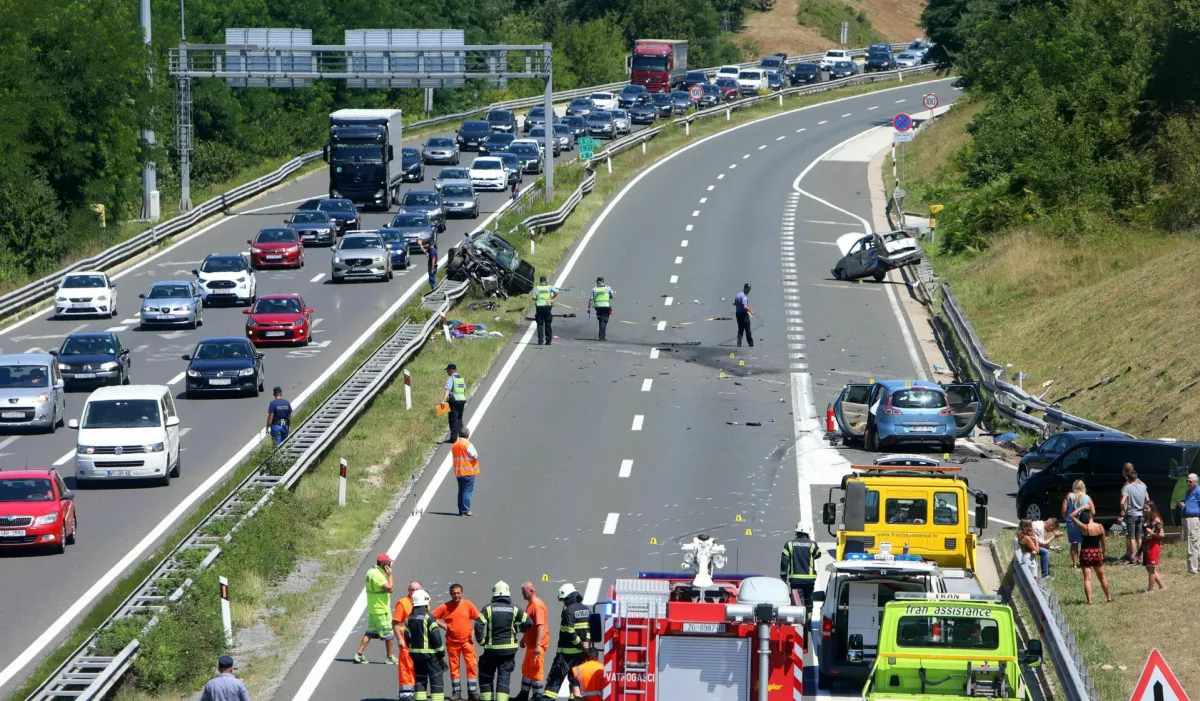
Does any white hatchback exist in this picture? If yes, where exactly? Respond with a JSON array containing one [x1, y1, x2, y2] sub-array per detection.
[[469, 157, 508, 191], [54, 271, 118, 319], [819, 50, 850, 70], [70, 385, 182, 487], [589, 92, 618, 111]]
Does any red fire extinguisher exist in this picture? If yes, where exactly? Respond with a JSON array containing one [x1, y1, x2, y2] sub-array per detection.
[[825, 404, 836, 433]]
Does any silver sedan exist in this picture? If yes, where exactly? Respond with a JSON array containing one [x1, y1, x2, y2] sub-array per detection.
[[421, 137, 461, 165], [610, 109, 632, 135], [332, 233, 393, 283], [139, 280, 203, 329]]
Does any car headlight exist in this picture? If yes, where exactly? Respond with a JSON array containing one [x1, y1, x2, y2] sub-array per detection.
[[55, 296, 68, 303], [238, 367, 256, 376], [95, 293, 109, 300], [236, 276, 247, 284], [34, 512, 59, 526], [142, 305, 153, 313], [186, 369, 201, 378], [58, 363, 70, 370], [100, 361, 120, 371], [78, 445, 95, 455], [145, 442, 165, 452], [331, 190, 342, 198], [334, 256, 342, 264], [375, 189, 385, 197], [35, 393, 49, 404]]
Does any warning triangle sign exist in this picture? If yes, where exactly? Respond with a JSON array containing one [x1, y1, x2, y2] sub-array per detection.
[[1129, 649, 1189, 701]]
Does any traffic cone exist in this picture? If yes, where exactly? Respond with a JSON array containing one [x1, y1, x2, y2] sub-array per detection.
[[825, 404, 836, 433]]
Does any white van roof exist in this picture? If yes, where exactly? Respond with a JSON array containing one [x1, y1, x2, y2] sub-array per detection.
[[85, 385, 170, 401]]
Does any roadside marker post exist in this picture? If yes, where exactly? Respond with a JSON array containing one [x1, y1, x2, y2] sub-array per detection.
[[219, 576, 233, 645], [403, 369, 412, 411], [530, 229, 536, 254], [441, 313, 452, 343], [338, 459, 347, 507]]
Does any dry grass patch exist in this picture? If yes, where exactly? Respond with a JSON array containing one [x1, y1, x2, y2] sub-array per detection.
[[739, 0, 925, 57]]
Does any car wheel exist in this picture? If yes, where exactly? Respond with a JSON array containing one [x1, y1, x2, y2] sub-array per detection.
[[157, 470, 171, 487], [387, 268, 394, 281], [1021, 498, 1046, 521], [942, 441, 955, 455], [865, 427, 878, 452], [300, 331, 310, 347], [53, 523, 67, 554], [1017, 466, 1028, 487], [333, 275, 343, 284], [197, 308, 204, 327], [834, 267, 847, 281], [122, 371, 130, 386], [65, 517, 76, 545], [170, 452, 180, 478], [56, 409, 65, 428], [873, 266, 887, 282]]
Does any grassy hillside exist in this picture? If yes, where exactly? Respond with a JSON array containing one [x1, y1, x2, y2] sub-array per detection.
[[738, 0, 923, 57]]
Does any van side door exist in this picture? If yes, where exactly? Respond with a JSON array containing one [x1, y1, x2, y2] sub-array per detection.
[[162, 391, 180, 465]]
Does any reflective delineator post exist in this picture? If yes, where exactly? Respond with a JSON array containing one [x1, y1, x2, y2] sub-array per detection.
[[530, 229, 536, 254], [778, 93, 783, 107], [726, 107, 731, 121], [641, 141, 646, 155], [219, 576, 232, 645], [606, 156, 612, 174], [403, 369, 412, 411], [441, 314, 452, 343], [338, 458, 347, 507]]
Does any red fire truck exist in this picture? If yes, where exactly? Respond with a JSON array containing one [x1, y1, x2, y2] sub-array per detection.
[[630, 39, 689, 92], [592, 536, 807, 700]]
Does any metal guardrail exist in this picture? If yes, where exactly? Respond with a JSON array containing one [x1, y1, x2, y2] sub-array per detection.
[[29, 275, 471, 700], [1011, 540, 1097, 701]]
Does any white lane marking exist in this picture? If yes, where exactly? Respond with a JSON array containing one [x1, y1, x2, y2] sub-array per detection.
[[583, 578, 602, 605], [104, 326, 128, 333], [868, 106, 879, 111], [817, 120, 828, 125], [641, 379, 652, 392], [179, 427, 193, 437], [729, 164, 737, 169], [758, 145, 767, 150], [685, 224, 694, 232], [0, 436, 19, 451], [664, 297, 673, 306], [603, 513, 620, 534], [680, 240, 688, 247], [776, 136, 786, 141], [309, 273, 326, 283], [132, 344, 149, 352], [796, 128, 806, 133], [631, 415, 644, 431], [841, 113, 852, 117], [649, 348, 660, 359], [896, 99, 906, 103], [792, 373, 852, 534], [968, 510, 1017, 527], [674, 256, 683, 264], [717, 173, 726, 179], [311, 318, 324, 328], [168, 372, 186, 385], [792, 130, 927, 380], [619, 459, 633, 478], [707, 185, 715, 191], [656, 321, 666, 331], [289, 77, 961, 701], [23, 347, 43, 354], [699, 197, 707, 204], [805, 220, 860, 226], [53, 450, 75, 466], [691, 210, 700, 217], [669, 275, 678, 284], [121, 318, 139, 325], [742, 154, 751, 159]]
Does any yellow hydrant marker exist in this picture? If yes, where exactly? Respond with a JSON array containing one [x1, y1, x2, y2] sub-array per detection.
[[730, 352, 735, 358], [738, 360, 745, 366], [719, 371, 726, 378]]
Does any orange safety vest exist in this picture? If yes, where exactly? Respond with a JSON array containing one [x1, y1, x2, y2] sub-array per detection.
[[572, 660, 604, 697], [452, 438, 479, 476]]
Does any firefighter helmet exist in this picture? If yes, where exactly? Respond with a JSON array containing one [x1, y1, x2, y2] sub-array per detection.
[[412, 589, 431, 606], [493, 580, 511, 597], [558, 583, 577, 600]]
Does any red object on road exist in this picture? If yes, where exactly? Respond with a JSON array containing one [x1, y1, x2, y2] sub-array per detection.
[[826, 404, 836, 433]]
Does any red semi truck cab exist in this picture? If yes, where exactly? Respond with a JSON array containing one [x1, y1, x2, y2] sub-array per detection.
[[631, 39, 688, 93]]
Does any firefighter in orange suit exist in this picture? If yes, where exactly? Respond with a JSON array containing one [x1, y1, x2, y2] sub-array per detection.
[[392, 580, 423, 700], [514, 582, 549, 701], [433, 583, 481, 700], [569, 647, 604, 699], [452, 427, 480, 517]]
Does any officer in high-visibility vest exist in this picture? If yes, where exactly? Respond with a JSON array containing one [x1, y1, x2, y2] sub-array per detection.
[[474, 581, 532, 701], [569, 647, 604, 699], [540, 583, 591, 700], [452, 427, 480, 517], [781, 523, 822, 613], [531, 276, 560, 346], [585, 276, 615, 342], [441, 363, 468, 443], [403, 589, 446, 701]]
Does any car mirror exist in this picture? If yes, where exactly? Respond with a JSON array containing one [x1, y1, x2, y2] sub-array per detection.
[[138, 293, 146, 299], [166, 415, 181, 427], [1023, 640, 1043, 667], [49, 349, 58, 356], [120, 349, 130, 355], [975, 505, 988, 531], [822, 502, 837, 525], [181, 355, 191, 361], [68, 419, 79, 429], [812, 590, 826, 603], [242, 308, 251, 314], [61, 489, 74, 500], [247, 239, 253, 245], [306, 307, 314, 313], [191, 269, 199, 276], [255, 352, 264, 359]]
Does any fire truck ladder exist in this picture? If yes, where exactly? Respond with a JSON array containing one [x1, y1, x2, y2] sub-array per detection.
[[612, 579, 669, 700]]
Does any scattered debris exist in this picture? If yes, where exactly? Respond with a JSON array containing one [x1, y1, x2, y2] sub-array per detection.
[[467, 301, 500, 311], [726, 421, 740, 425], [746, 421, 762, 427], [661, 341, 701, 346]]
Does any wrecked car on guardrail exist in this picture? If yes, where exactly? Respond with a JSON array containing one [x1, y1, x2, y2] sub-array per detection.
[[446, 232, 536, 297], [832, 230, 924, 282]]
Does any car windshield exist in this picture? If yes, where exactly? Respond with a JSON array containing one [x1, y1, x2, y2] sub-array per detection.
[[439, 168, 469, 180], [899, 52, 916, 59], [426, 138, 453, 147], [255, 229, 297, 243], [473, 160, 502, 170], [632, 55, 668, 71], [390, 213, 430, 227], [569, 99, 592, 108], [761, 58, 782, 68], [331, 143, 382, 163], [318, 199, 355, 213], [403, 193, 439, 206], [0, 365, 50, 388], [82, 399, 161, 429], [716, 77, 737, 87], [896, 615, 1001, 650], [402, 148, 419, 164], [795, 64, 817, 73], [0, 478, 54, 502], [738, 72, 761, 80], [497, 154, 520, 168], [253, 298, 301, 314], [529, 127, 546, 137], [591, 93, 612, 101], [510, 144, 538, 156], [686, 72, 707, 81], [60, 336, 116, 356], [461, 121, 490, 133], [702, 84, 719, 94], [485, 134, 515, 145], [473, 236, 518, 270], [528, 107, 545, 118], [486, 111, 512, 122], [148, 284, 191, 300], [201, 257, 245, 273], [290, 211, 329, 223], [194, 341, 252, 360], [620, 85, 644, 96], [62, 275, 106, 288], [671, 92, 689, 100], [553, 124, 570, 135], [442, 185, 473, 197], [892, 389, 948, 409], [652, 93, 671, 104], [379, 230, 403, 243], [586, 113, 611, 123], [564, 116, 584, 126], [340, 237, 383, 250], [612, 109, 628, 118]]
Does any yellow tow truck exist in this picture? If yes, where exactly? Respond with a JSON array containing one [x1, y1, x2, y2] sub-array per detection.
[[862, 593, 1042, 701]]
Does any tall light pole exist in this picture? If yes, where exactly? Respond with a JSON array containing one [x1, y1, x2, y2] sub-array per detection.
[[139, 0, 160, 220], [177, 0, 193, 212]]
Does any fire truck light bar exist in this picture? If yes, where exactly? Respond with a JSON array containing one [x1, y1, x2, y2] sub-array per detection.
[[851, 465, 962, 472], [636, 572, 760, 581]]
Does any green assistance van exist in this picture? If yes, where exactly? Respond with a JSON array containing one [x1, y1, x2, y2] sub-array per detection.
[[862, 593, 1042, 701]]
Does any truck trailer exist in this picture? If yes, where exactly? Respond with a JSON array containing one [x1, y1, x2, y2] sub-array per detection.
[[631, 39, 688, 92], [325, 109, 404, 209]]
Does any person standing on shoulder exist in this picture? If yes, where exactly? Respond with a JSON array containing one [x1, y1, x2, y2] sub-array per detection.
[[266, 386, 292, 446], [1069, 507, 1112, 604], [532, 276, 559, 346], [200, 656, 250, 701], [475, 581, 532, 701], [733, 283, 754, 348], [515, 581, 549, 701], [1120, 463, 1148, 564], [1177, 473, 1200, 573], [586, 277, 614, 342], [427, 241, 439, 292], [780, 524, 820, 613], [355, 554, 398, 664], [441, 363, 468, 444], [452, 427, 480, 517], [432, 584, 481, 701], [1143, 500, 1166, 592], [392, 580, 424, 700], [403, 589, 447, 701], [541, 583, 591, 701]]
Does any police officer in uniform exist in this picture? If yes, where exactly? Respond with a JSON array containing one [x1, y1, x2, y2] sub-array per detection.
[[532, 276, 559, 346], [403, 589, 447, 701], [441, 363, 468, 443], [540, 583, 591, 700], [475, 581, 532, 701], [266, 386, 293, 446], [780, 523, 822, 613], [585, 277, 614, 341]]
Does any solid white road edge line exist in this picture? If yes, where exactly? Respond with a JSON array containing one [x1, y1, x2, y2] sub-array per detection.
[[290, 76, 958, 701]]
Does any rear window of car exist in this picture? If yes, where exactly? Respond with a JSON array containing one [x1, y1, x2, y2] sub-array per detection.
[[891, 389, 947, 409]]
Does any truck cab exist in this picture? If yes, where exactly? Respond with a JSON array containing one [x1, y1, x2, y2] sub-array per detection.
[[822, 466, 988, 571], [325, 109, 402, 209], [864, 594, 1041, 701]]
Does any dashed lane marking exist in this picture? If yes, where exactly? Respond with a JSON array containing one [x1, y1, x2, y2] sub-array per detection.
[[699, 197, 707, 204], [681, 240, 688, 247], [758, 145, 767, 150], [310, 273, 326, 283], [717, 173, 726, 179], [619, 459, 633, 478], [641, 379, 652, 392], [707, 185, 715, 190], [669, 275, 678, 284], [603, 513, 619, 534], [53, 450, 74, 466], [674, 256, 683, 264], [817, 120, 828, 125], [649, 348, 660, 359], [841, 113, 852, 118], [685, 224, 694, 231], [631, 415, 644, 431], [656, 321, 666, 331], [796, 128, 806, 133], [168, 372, 185, 385], [868, 106, 879, 110], [664, 297, 674, 306], [692, 210, 700, 217], [776, 135, 786, 141]]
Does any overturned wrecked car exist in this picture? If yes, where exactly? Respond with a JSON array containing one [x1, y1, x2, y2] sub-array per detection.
[[446, 232, 536, 297], [831, 230, 924, 281]]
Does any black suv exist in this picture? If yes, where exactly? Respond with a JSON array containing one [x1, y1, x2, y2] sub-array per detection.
[[790, 63, 822, 86], [1016, 439, 1200, 525], [456, 120, 492, 151], [486, 109, 517, 133], [865, 45, 897, 72]]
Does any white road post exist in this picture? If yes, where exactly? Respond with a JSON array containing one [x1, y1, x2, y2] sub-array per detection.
[[778, 93, 783, 107], [726, 107, 731, 121], [685, 121, 690, 136], [642, 141, 646, 155], [892, 143, 898, 188], [530, 229, 536, 254], [403, 369, 412, 411], [607, 156, 612, 174], [219, 576, 233, 645], [338, 459, 347, 507], [442, 314, 452, 343]]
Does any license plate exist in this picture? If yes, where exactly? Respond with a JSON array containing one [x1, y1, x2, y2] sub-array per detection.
[[910, 425, 936, 432], [106, 470, 131, 477], [212, 291, 233, 296], [156, 314, 174, 320], [265, 331, 285, 337], [0, 529, 26, 538], [2, 411, 25, 419], [266, 255, 282, 260], [351, 267, 368, 273], [302, 233, 315, 239], [72, 303, 92, 308], [682, 622, 725, 634], [209, 378, 232, 386], [73, 373, 96, 379]]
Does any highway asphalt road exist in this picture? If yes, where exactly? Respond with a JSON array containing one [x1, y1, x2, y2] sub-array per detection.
[[0, 108, 625, 695], [270, 77, 1023, 701]]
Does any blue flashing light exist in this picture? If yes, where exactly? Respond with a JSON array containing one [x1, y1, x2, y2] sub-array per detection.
[[843, 553, 925, 563]]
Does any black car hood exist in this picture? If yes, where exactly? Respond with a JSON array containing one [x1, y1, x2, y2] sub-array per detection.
[[399, 204, 443, 215], [324, 211, 358, 223], [403, 161, 422, 172], [381, 225, 435, 239], [189, 358, 255, 372], [58, 352, 119, 366], [287, 222, 334, 231]]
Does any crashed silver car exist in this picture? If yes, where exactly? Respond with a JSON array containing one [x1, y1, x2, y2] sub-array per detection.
[[446, 233, 536, 297], [831, 230, 924, 281]]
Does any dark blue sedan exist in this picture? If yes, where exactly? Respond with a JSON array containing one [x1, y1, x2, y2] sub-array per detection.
[[182, 337, 264, 399], [1017, 431, 1124, 486], [381, 212, 436, 253], [52, 332, 131, 388], [378, 229, 412, 269]]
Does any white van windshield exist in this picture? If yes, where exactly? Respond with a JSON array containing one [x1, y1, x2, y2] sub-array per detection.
[[82, 399, 161, 428]]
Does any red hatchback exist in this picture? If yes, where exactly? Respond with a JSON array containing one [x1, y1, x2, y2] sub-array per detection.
[[244, 294, 313, 346], [248, 228, 304, 269], [0, 469, 76, 554]]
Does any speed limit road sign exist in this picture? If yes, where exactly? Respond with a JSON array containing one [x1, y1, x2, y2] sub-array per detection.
[[689, 84, 704, 100], [922, 93, 939, 110]]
